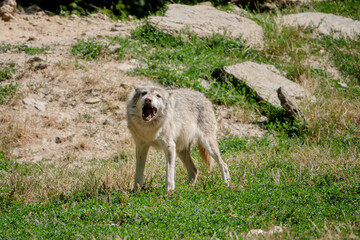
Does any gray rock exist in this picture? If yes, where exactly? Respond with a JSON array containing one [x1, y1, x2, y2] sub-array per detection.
[[247, 226, 283, 236], [34, 62, 48, 70], [27, 56, 45, 63], [277, 12, 360, 39], [277, 87, 304, 119], [55, 134, 75, 144], [148, 4, 264, 48], [198, 78, 211, 90], [25, 5, 42, 14], [22, 97, 47, 111], [222, 61, 313, 108], [117, 59, 143, 72], [85, 97, 101, 104], [0, 0, 16, 21]]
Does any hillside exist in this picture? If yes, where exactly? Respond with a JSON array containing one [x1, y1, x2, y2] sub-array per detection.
[[0, 1, 359, 239]]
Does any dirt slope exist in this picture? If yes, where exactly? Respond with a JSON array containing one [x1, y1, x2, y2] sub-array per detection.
[[0, 11, 265, 164]]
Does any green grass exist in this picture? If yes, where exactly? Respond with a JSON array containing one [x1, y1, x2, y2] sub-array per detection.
[[0, 44, 49, 55], [1, 134, 359, 238], [315, 36, 360, 84], [0, 44, 12, 53], [0, 83, 18, 104], [297, 0, 360, 21], [71, 39, 110, 60], [0, 64, 15, 81]]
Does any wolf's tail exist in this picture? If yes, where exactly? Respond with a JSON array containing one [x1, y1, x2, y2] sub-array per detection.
[[198, 143, 214, 170]]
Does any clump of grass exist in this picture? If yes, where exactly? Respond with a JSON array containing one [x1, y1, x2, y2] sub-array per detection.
[[0, 44, 12, 53], [15, 45, 50, 55], [315, 36, 360, 84], [0, 44, 49, 55], [297, 0, 360, 21], [71, 39, 110, 60], [0, 83, 18, 104], [0, 65, 15, 81]]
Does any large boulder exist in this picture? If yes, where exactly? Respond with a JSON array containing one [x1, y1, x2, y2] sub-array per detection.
[[0, 0, 16, 21], [277, 12, 360, 39], [148, 4, 264, 48], [222, 61, 313, 108]]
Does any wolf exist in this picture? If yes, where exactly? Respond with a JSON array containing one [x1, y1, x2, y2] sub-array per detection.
[[126, 84, 230, 192]]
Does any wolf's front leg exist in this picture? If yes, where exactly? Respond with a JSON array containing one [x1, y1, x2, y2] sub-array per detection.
[[133, 144, 149, 191], [164, 141, 176, 192]]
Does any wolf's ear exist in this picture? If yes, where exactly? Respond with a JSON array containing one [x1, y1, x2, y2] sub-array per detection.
[[132, 85, 140, 92]]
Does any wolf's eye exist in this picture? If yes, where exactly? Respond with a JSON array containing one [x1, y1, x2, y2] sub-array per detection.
[[141, 91, 147, 96], [156, 94, 161, 98]]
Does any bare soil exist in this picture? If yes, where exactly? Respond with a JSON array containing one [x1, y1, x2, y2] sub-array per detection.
[[0, 11, 265, 164]]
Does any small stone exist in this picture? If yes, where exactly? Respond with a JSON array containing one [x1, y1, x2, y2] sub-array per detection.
[[27, 36, 36, 41], [117, 59, 141, 72], [198, 78, 211, 90], [338, 81, 348, 88], [0, 0, 17, 21], [55, 134, 75, 144], [25, 5, 42, 14], [85, 97, 101, 104], [34, 62, 48, 70], [197, 1, 212, 6], [247, 229, 264, 235], [27, 56, 44, 63], [68, 14, 79, 20], [22, 97, 47, 111], [267, 226, 283, 234], [108, 45, 121, 53], [111, 26, 120, 32], [55, 137, 61, 144]]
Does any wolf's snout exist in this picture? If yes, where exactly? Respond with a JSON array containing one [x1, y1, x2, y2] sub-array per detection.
[[145, 98, 152, 104]]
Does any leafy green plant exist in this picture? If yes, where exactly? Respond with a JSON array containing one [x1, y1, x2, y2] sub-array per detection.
[[14, 45, 50, 55], [0, 44, 49, 55], [71, 39, 110, 60], [299, 0, 360, 20], [0, 44, 12, 53], [0, 66, 15, 81], [0, 83, 18, 104]]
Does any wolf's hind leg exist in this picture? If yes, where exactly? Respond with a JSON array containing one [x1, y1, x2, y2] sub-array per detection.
[[178, 149, 198, 185], [199, 138, 231, 185]]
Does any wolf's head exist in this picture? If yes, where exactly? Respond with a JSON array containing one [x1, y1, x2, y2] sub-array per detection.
[[128, 85, 169, 122]]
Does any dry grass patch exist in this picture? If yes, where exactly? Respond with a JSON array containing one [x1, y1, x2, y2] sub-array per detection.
[[0, 158, 136, 201]]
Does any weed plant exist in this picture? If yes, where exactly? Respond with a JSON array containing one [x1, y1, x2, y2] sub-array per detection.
[[0, 83, 18, 104], [0, 66, 15, 81], [71, 39, 110, 60], [0, 44, 49, 55]]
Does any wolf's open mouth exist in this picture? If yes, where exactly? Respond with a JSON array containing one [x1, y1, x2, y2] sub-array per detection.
[[142, 104, 157, 121]]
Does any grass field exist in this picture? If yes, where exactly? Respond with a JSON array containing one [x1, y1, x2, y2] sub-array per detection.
[[1, 1, 360, 239]]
